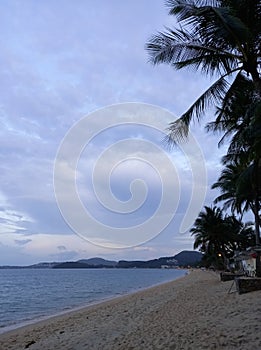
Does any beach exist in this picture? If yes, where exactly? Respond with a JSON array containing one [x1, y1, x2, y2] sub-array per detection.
[[0, 269, 261, 350]]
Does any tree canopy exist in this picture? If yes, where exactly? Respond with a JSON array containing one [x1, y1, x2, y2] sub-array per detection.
[[146, 0, 261, 141], [146, 0, 261, 273]]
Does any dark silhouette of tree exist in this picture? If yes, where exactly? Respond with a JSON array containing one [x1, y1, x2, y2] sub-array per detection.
[[146, 0, 261, 274], [191, 206, 255, 269], [146, 0, 261, 141]]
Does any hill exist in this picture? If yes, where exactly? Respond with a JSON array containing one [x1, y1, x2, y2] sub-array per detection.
[[117, 251, 202, 268], [0, 250, 202, 269], [77, 258, 117, 267], [174, 250, 203, 266]]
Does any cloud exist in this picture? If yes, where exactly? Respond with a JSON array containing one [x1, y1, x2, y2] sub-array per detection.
[[14, 239, 32, 246], [0, 0, 227, 264], [0, 192, 35, 235]]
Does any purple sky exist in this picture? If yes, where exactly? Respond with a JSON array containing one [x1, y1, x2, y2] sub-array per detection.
[[0, 0, 227, 265]]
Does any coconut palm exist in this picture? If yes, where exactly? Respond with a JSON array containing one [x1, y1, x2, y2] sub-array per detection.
[[146, 0, 261, 141], [206, 74, 260, 152], [191, 205, 255, 268], [212, 157, 261, 274], [208, 75, 261, 244], [212, 161, 248, 213], [224, 216, 255, 251], [146, 0, 261, 273], [190, 206, 235, 268]]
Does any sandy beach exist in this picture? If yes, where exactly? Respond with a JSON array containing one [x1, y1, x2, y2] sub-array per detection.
[[0, 269, 261, 350]]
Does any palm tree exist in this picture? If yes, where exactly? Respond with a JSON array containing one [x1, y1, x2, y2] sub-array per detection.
[[212, 161, 249, 213], [208, 75, 260, 258], [206, 74, 259, 152], [224, 216, 255, 252], [146, 0, 261, 141], [146, 0, 261, 273], [191, 205, 255, 269], [190, 206, 235, 268], [212, 156, 261, 274]]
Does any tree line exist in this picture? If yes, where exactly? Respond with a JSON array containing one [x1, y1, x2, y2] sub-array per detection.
[[146, 0, 260, 274]]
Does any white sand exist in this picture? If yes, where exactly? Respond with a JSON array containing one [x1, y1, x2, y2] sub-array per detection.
[[1, 270, 261, 349]]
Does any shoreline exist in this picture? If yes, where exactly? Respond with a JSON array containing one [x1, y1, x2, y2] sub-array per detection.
[[1, 269, 261, 349], [0, 270, 188, 336], [0, 272, 188, 335]]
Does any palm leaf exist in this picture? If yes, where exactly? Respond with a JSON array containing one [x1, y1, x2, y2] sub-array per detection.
[[146, 28, 240, 76], [166, 74, 229, 142], [165, 0, 250, 51]]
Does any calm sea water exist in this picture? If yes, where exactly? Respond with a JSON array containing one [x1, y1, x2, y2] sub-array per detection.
[[0, 268, 186, 332]]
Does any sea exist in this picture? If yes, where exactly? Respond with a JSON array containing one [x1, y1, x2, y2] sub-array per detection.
[[0, 268, 186, 333]]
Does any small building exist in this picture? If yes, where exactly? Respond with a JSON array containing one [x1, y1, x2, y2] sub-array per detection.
[[233, 250, 257, 277]]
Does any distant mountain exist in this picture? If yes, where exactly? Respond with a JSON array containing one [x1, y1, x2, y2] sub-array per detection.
[[53, 262, 100, 269], [0, 262, 59, 269], [53, 258, 118, 269], [117, 251, 202, 268], [28, 262, 59, 269], [0, 250, 202, 269], [77, 258, 117, 267], [117, 257, 177, 269], [174, 250, 203, 266]]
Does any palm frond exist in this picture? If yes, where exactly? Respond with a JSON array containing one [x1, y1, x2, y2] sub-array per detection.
[[165, 0, 250, 53], [205, 73, 258, 150], [166, 74, 229, 143], [146, 28, 240, 76]]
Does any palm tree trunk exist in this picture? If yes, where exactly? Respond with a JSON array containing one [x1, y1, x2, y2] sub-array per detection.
[[254, 202, 261, 277], [253, 159, 261, 277], [254, 201, 260, 246]]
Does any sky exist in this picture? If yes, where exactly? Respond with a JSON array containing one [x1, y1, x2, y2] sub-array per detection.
[[0, 0, 227, 265]]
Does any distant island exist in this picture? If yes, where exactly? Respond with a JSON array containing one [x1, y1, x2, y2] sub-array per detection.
[[0, 251, 202, 269]]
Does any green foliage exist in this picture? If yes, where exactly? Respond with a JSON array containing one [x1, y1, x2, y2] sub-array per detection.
[[146, 0, 261, 258], [146, 0, 261, 141], [190, 206, 255, 268], [146, 0, 261, 266]]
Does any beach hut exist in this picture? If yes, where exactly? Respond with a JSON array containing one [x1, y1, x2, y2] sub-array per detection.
[[233, 250, 257, 277]]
